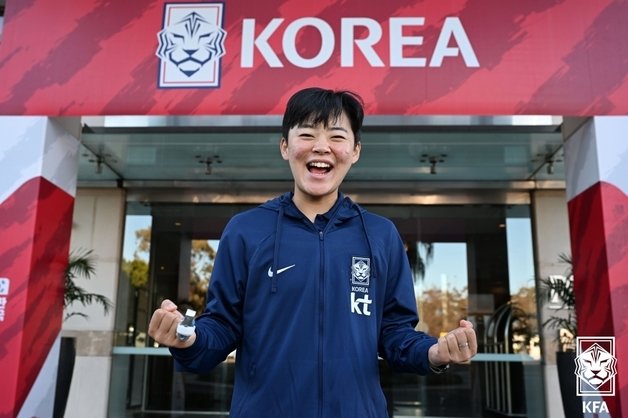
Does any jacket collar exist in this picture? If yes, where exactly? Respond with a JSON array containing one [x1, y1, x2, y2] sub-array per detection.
[[262, 191, 363, 223]]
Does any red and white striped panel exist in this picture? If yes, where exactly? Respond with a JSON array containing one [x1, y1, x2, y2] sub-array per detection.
[[0, 117, 79, 417], [564, 116, 628, 418], [1, 0, 628, 116]]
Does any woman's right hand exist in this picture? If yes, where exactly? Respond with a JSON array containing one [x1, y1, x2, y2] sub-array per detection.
[[148, 299, 196, 348]]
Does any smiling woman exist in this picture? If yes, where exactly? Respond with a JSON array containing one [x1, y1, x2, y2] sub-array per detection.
[[140, 88, 482, 418]]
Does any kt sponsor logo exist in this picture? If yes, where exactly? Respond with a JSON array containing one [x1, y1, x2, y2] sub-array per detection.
[[350, 292, 372, 316]]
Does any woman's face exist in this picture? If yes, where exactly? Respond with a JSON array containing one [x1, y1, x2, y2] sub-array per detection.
[[280, 111, 361, 206]]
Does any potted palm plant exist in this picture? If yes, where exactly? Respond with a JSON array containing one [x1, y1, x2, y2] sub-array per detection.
[[540, 253, 580, 418], [63, 249, 113, 320], [54, 249, 113, 418]]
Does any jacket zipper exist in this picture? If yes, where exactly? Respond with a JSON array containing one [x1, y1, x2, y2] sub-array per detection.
[[308, 200, 344, 418], [318, 228, 325, 418]]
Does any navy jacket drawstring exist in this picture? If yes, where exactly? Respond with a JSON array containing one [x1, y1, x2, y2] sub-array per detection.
[[356, 203, 376, 281], [271, 205, 285, 293]]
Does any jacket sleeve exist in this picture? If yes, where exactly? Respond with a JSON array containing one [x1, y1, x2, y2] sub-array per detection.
[[377, 224, 438, 375], [169, 218, 246, 373]]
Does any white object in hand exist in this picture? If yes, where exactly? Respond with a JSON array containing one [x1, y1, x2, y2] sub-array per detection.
[[176, 309, 196, 341]]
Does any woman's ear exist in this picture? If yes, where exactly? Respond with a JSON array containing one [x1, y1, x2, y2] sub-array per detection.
[[280, 137, 289, 160], [352, 141, 361, 164]]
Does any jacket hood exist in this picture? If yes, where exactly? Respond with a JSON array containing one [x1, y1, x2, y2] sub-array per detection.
[[260, 191, 365, 221]]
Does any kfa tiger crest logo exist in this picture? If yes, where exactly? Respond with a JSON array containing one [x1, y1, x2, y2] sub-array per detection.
[[156, 3, 227, 88], [575, 337, 617, 396], [351, 257, 370, 286]]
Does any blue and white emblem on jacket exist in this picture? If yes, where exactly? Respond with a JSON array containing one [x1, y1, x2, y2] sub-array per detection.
[[351, 257, 370, 286], [351, 257, 372, 316]]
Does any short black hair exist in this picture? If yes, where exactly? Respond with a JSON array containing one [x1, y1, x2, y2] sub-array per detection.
[[281, 87, 364, 143]]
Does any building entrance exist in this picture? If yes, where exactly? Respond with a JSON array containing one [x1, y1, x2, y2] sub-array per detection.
[[108, 196, 545, 417]]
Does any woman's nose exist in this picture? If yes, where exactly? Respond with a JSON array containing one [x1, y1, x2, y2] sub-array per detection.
[[312, 136, 331, 153]]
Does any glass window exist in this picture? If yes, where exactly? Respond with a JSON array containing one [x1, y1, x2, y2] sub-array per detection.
[[414, 242, 469, 338], [374, 204, 543, 417]]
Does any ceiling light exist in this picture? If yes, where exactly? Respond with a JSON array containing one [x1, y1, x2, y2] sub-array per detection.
[[420, 154, 447, 175], [196, 154, 222, 175], [531, 150, 563, 176], [83, 149, 117, 174], [546, 161, 555, 174]]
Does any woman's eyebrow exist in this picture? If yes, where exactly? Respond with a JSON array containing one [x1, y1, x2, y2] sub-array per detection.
[[295, 122, 348, 132]]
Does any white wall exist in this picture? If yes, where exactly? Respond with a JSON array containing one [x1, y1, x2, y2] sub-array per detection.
[[531, 189, 572, 418], [63, 188, 125, 418]]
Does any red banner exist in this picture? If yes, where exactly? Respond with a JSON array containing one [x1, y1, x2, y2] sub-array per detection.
[[1, 0, 627, 116]]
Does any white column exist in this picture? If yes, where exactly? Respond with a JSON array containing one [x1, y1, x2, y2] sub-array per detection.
[[563, 116, 628, 418], [0, 116, 79, 417]]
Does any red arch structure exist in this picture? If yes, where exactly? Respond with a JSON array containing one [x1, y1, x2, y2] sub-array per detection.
[[0, 0, 628, 116], [0, 1, 626, 417]]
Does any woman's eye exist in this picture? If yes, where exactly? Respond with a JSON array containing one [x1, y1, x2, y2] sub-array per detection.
[[331, 136, 347, 142]]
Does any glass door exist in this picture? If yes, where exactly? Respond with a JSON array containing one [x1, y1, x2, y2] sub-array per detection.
[[379, 204, 543, 417]]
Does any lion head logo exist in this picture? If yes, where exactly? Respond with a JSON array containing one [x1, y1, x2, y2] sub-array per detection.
[[157, 11, 226, 77], [575, 343, 617, 389], [352, 258, 370, 285]]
